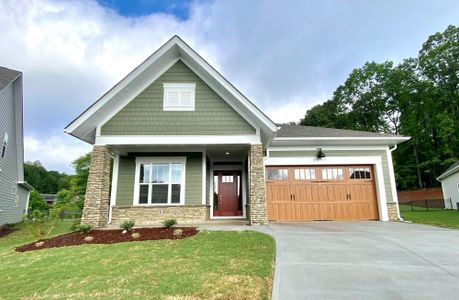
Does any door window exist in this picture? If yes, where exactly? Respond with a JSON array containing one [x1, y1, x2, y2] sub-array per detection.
[[349, 167, 371, 179], [294, 168, 316, 180]]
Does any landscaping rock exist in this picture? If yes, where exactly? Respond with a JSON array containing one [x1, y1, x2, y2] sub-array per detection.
[[173, 228, 183, 237], [122, 230, 127, 234], [84, 236, 94, 242], [35, 241, 44, 247], [131, 232, 141, 239]]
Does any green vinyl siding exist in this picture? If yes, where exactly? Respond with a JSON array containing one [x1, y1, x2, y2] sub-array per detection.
[[115, 152, 202, 206], [101, 60, 256, 135], [268, 149, 393, 203]]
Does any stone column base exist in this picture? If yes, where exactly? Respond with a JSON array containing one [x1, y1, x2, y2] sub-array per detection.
[[387, 202, 399, 221]]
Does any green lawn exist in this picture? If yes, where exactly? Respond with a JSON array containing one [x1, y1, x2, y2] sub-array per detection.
[[0, 221, 275, 299], [400, 204, 459, 229]]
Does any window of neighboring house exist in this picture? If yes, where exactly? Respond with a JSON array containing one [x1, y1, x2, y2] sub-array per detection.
[[134, 157, 186, 205], [163, 83, 196, 111], [1, 133, 8, 158]]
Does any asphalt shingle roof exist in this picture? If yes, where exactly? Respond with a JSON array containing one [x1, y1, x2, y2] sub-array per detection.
[[0, 66, 21, 91], [276, 124, 403, 138], [439, 160, 459, 179]]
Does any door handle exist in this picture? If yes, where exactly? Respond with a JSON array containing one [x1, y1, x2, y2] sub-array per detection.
[[290, 194, 292, 201], [293, 194, 295, 200]]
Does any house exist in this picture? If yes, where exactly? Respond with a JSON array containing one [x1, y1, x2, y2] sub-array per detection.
[[0, 66, 33, 226], [65, 36, 409, 228], [41, 194, 57, 205], [437, 161, 459, 209]]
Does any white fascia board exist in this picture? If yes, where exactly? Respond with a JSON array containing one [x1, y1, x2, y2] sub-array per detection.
[[176, 39, 277, 133], [268, 145, 389, 151], [95, 135, 262, 146], [437, 166, 459, 181], [273, 136, 410, 141], [65, 37, 179, 134]]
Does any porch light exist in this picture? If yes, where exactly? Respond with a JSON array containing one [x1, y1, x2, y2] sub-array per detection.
[[225, 152, 230, 155], [316, 148, 326, 160]]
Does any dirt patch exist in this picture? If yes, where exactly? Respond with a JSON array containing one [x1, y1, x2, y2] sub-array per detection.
[[15, 227, 198, 252], [0, 225, 15, 238]]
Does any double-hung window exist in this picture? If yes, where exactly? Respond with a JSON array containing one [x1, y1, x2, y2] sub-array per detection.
[[134, 157, 186, 205]]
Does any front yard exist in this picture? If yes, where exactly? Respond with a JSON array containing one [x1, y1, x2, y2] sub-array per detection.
[[400, 204, 459, 229], [0, 221, 275, 299]]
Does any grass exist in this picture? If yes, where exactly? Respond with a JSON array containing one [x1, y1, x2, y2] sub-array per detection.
[[0, 221, 275, 299], [400, 204, 459, 229]]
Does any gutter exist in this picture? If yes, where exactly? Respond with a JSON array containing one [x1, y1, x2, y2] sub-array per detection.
[[18, 181, 34, 191]]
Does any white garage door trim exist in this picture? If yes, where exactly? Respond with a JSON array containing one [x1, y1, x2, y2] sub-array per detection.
[[264, 156, 389, 221]]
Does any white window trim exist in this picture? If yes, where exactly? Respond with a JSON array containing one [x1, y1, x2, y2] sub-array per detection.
[[133, 157, 187, 206], [163, 83, 196, 111]]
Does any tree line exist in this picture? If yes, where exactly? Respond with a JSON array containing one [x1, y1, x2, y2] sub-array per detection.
[[24, 154, 91, 212], [301, 25, 459, 190]]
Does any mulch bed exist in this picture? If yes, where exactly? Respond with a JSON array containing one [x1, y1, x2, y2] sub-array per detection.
[[15, 227, 198, 252], [0, 225, 15, 238]]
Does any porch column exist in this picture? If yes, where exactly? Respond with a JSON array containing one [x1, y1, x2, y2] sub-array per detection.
[[248, 144, 268, 225], [81, 145, 111, 228]]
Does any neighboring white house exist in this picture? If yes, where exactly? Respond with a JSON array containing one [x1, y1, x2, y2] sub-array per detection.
[[0, 66, 33, 226], [437, 161, 459, 210]]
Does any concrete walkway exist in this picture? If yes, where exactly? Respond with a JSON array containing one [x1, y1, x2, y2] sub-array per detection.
[[199, 221, 459, 300]]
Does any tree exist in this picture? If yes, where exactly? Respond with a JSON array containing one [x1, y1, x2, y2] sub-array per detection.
[[28, 191, 48, 213], [70, 153, 91, 202], [24, 161, 71, 194], [55, 189, 73, 208], [300, 25, 459, 190]]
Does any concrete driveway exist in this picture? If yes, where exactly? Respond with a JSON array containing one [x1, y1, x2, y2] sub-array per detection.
[[267, 222, 459, 300]]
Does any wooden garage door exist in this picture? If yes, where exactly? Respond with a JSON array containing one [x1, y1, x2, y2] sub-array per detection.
[[266, 165, 379, 221]]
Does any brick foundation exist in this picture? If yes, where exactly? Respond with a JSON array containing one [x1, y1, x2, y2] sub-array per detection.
[[387, 202, 399, 221], [81, 145, 111, 228], [111, 205, 209, 226], [248, 144, 268, 225]]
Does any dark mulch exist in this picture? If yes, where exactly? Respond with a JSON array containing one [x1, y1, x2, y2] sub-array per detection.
[[0, 225, 15, 238], [16, 227, 198, 252]]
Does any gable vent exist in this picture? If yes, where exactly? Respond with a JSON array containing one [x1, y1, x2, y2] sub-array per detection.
[[163, 83, 196, 111]]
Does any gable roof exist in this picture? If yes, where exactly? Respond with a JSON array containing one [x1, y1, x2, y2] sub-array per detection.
[[272, 124, 410, 146], [437, 160, 459, 181], [65, 36, 277, 144], [0, 66, 21, 91]]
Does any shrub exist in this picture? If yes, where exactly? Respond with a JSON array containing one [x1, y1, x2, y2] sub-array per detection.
[[74, 224, 92, 233], [22, 209, 58, 241], [163, 219, 177, 228], [120, 220, 135, 231], [28, 191, 49, 213], [71, 218, 81, 231]]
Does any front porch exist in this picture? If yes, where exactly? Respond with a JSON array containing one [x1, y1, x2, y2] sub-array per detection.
[[81, 144, 268, 228]]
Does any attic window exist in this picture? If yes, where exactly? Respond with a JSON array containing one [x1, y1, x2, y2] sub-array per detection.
[[163, 83, 196, 111]]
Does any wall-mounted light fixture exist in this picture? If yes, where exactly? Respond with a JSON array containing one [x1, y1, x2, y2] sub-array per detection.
[[316, 148, 326, 160]]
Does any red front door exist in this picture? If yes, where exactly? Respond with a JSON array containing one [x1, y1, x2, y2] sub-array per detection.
[[213, 171, 243, 216]]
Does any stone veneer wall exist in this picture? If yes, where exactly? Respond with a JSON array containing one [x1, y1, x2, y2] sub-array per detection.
[[81, 145, 111, 228], [111, 205, 209, 226], [248, 144, 268, 225], [387, 202, 399, 221]]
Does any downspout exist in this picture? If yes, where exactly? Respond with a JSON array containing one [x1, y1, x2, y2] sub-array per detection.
[[389, 144, 402, 220]]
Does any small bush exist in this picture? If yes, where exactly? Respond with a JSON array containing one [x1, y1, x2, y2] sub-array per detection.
[[120, 220, 135, 231], [74, 224, 92, 233], [163, 219, 177, 228], [71, 219, 81, 231], [22, 208, 61, 241]]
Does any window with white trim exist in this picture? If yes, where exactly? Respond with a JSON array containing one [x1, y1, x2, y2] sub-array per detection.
[[135, 158, 186, 205], [163, 83, 196, 111]]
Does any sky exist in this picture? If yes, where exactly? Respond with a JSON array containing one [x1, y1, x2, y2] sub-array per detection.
[[0, 0, 458, 174]]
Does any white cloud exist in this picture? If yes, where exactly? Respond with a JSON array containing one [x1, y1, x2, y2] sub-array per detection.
[[1, 0, 459, 173], [24, 134, 92, 174]]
